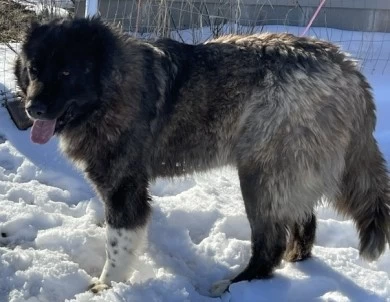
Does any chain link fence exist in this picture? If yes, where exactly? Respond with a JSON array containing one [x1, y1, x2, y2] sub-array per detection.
[[1, 0, 390, 103]]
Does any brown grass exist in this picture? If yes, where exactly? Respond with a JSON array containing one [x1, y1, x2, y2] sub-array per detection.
[[0, 0, 41, 42], [0, 0, 75, 43]]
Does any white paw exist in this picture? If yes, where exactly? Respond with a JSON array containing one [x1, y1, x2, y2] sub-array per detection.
[[209, 279, 231, 297], [88, 281, 110, 294]]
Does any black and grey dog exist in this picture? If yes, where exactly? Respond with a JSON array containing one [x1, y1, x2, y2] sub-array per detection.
[[14, 18, 390, 295]]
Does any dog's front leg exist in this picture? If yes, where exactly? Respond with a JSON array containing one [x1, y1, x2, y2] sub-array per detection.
[[89, 173, 151, 293]]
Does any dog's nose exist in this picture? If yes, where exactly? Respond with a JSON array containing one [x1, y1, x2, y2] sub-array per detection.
[[26, 103, 48, 119]]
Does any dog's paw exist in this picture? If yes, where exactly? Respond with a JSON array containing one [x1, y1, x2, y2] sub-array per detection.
[[88, 281, 110, 294], [209, 279, 231, 297]]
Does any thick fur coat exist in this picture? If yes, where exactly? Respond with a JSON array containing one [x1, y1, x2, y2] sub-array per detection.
[[14, 18, 390, 295]]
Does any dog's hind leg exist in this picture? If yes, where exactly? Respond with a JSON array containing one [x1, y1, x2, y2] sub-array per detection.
[[210, 162, 317, 296], [232, 166, 288, 282], [89, 174, 151, 293], [284, 213, 316, 262], [335, 135, 390, 261]]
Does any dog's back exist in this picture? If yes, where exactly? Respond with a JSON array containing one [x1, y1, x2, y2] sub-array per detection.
[[147, 34, 390, 293], [15, 19, 389, 295]]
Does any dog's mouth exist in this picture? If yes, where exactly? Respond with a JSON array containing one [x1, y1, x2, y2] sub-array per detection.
[[30, 104, 75, 145], [31, 119, 57, 144]]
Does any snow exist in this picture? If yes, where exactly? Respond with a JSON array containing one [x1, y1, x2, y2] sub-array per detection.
[[16, 0, 73, 17], [1, 25, 390, 302]]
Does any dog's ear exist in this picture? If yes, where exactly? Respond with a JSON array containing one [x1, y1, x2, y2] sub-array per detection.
[[86, 19, 118, 71], [14, 56, 29, 96], [26, 21, 40, 35], [23, 21, 45, 42], [88, 18, 109, 43]]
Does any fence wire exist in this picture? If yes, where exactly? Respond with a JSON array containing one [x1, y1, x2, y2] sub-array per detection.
[[1, 0, 390, 102]]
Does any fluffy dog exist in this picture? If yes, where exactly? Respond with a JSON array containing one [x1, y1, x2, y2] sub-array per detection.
[[14, 18, 390, 295]]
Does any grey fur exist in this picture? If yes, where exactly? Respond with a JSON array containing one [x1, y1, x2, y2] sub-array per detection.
[[15, 18, 390, 294]]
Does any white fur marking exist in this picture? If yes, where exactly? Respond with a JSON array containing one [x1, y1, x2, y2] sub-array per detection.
[[98, 225, 147, 286]]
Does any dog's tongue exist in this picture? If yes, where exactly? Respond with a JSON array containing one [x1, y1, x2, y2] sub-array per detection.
[[31, 119, 56, 144]]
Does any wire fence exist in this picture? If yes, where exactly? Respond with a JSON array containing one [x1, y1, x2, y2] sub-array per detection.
[[1, 0, 390, 102]]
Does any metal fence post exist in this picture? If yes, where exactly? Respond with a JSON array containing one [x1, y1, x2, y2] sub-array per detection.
[[85, 0, 99, 17]]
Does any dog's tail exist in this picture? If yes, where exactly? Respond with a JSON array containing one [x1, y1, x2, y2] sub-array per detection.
[[335, 130, 390, 260]]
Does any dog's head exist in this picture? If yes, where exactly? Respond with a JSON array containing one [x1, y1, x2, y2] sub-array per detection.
[[15, 18, 116, 144]]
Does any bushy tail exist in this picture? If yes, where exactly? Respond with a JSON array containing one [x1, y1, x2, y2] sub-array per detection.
[[335, 136, 390, 260]]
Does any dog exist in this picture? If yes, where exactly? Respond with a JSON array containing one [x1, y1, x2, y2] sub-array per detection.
[[14, 17, 390, 296]]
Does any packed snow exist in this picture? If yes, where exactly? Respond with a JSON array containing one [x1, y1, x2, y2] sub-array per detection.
[[0, 25, 390, 302], [15, 0, 73, 17]]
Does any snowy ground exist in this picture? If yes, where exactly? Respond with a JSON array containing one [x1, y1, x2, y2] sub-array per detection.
[[0, 26, 390, 302]]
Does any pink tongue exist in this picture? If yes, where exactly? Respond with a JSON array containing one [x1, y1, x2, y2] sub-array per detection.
[[31, 119, 56, 144]]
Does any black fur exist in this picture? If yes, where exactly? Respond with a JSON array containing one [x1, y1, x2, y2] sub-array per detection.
[[14, 18, 390, 295]]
